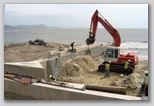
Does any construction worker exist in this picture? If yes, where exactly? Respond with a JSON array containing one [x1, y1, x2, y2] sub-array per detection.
[[59, 45, 63, 51], [124, 60, 131, 76], [69, 40, 75, 52], [104, 61, 111, 78], [138, 71, 148, 97], [144, 71, 148, 96], [49, 75, 56, 81]]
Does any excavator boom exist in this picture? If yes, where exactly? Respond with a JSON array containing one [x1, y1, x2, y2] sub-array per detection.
[[86, 10, 121, 47]]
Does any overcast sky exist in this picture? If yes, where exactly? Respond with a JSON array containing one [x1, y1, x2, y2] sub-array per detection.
[[4, 4, 148, 28]]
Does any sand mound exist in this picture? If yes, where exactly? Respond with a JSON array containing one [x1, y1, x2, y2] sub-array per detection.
[[123, 73, 144, 89], [58, 55, 98, 78], [4, 42, 69, 62], [59, 63, 84, 77], [110, 73, 145, 96], [111, 73, 144, 89]]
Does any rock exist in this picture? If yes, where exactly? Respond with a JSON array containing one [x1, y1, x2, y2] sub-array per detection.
[[29, 39, 48, 46], [110, 80, 119, 86], [119, 74, 124, 77]]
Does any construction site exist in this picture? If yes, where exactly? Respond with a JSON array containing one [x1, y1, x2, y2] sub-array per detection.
[[4, 10, 148, 100]]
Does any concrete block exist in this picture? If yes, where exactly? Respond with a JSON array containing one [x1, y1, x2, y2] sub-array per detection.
[[48, 50, 58, 58], [57, 51, 68, 57], [76, 47, 88, 52], [89, 43, 101, 49], [4, 78, 142, 100], [4, 61, 45, 78]]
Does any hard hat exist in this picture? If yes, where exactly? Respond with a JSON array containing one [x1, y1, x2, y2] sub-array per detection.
[[128, 60, 131, 62], [49, 75, 53, 79], [73, 40, 75, 42], [144, 71, 148, 75], [108, 61, 111, 63]]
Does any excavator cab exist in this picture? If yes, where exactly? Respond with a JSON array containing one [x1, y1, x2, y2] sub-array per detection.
[[104, 46, 120, 62]]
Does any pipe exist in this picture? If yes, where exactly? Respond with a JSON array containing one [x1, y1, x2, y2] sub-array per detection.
[[85, 84, 126, 95]]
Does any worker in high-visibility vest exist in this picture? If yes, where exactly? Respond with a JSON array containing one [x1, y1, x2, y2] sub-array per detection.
[[124, 60, 131, 76], [143, 71, 148, 96], [59, 45, 63, 51], [49, 75, 56, 81], [138, 71, 148, 97], [104, 61, 111, 78], [69, 40, 75, 52]]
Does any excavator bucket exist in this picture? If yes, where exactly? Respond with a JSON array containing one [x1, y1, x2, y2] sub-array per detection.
[[85, 37, 94, 55], [86, 37, 95, 45]]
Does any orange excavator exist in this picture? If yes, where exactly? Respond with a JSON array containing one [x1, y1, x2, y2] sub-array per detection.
[[86, 10, 138, 74]]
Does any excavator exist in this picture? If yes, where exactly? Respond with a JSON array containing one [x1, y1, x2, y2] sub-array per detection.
[[86, 10, 138, 74]]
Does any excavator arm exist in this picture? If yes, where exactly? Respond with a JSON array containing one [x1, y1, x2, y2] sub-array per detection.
[[86, 10, 121, 47]]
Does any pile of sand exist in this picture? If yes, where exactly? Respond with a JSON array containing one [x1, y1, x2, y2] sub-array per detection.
[[4, 42, 69, 62], [110, 73, 145, 96], [111, 73, 144, 88], [124, 73, 144, 88], [58, 55, 99, 78]]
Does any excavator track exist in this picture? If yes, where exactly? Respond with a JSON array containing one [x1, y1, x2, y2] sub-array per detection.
[[98, 64, 133, 74]]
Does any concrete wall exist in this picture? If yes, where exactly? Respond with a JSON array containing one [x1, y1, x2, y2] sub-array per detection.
[[4, 78, 141, 100], [4, 42, 112, 79], [4, 64, 45, 78], [48, 42, 112, 78]]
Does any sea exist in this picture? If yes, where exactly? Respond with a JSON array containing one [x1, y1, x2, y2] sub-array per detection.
[[4, 28, 148, 61]]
